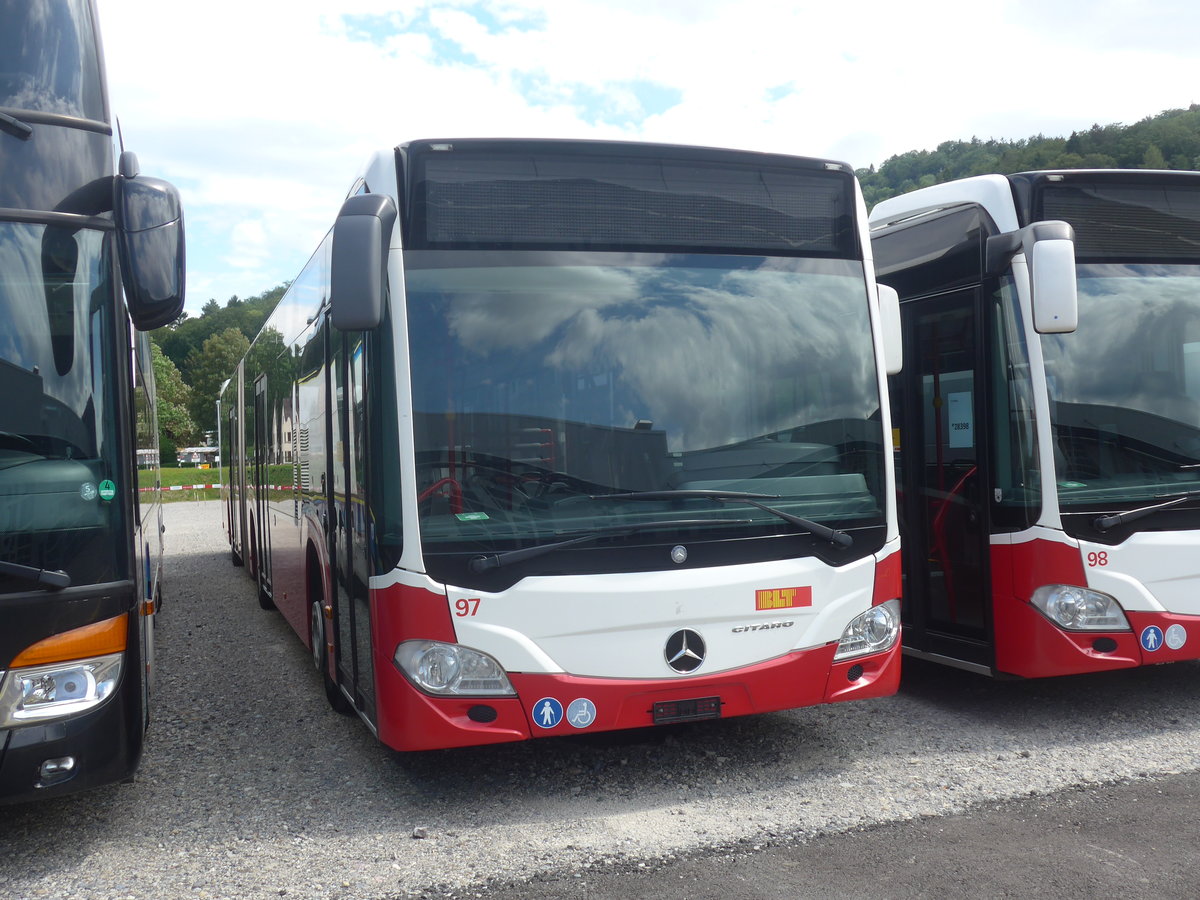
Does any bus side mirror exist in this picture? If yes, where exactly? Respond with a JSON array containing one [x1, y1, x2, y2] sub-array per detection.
[[115, 152, 186, 332], [1029, 237, 1078, 334], [986, 220, 1077, 334], [330, 193, 397, 331], [877, 283, 902, 374]]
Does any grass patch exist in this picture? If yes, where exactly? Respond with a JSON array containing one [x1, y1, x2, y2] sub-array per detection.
[[141, 466, 223, 503]]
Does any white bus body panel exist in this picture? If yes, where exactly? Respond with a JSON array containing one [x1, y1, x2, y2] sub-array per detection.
[[869, 174, 1020, 233], [1082, 532, 1200, 616], [451, 554, 873, 679], [375, 553, 877, 679]]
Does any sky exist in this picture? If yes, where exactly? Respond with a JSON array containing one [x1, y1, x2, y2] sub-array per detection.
[[96, 0, 1200, 317]]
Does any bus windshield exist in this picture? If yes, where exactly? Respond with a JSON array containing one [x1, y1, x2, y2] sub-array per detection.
[[0, 0, 105, 119], [1044, 263, 1200, 506], [406, 251, 885, 574], [0, 221, 127, 590]]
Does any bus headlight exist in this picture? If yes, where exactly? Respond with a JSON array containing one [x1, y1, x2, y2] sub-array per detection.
[[1030, 585, 1130, 631], [0, 653, 123, 728], [834, 598, 900, 661], [393, 641, 516, 696]]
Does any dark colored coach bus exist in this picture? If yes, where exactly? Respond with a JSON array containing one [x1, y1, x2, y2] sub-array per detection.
[[0, 0, 185, 802]]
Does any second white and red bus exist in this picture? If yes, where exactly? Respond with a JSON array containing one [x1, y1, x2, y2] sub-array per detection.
[[871, 168, 1200, 677]]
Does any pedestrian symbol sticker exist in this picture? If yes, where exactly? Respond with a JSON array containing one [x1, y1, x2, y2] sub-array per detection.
[[1141, 625, 1164, 652], [1166, 624, 1188, 650], [533, 697, 563, 729], [566, 698, 596, 729]]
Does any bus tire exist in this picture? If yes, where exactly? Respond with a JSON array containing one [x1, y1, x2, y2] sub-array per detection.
[[311, 601, 351, 714]]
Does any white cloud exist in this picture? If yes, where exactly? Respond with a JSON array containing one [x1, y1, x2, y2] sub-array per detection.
[[97, 0, 1199, 315]]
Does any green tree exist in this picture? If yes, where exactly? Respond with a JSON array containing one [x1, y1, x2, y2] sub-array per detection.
[[186, 327, 250, 435], [1142, 144, 1167, 169], [151, 341, 196, 451]]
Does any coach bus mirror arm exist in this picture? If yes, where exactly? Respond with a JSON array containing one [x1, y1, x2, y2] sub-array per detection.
[[591, 490, 853, 547], [114, 151, 186, 331], [985, 220, 1078, 335], [330, 194, 397, 331], [468, 518, 756, 573], [0, 559, 71, 589], [1092, 494, 1192, 532]]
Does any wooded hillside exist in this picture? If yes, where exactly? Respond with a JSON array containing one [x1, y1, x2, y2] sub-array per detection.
[[857, 104, 1200, 207]]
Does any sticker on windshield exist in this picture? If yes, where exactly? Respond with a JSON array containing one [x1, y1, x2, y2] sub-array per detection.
[[98, 479, 117, 502], [456, 512, 489, 522], [80, 482, 98, 501]]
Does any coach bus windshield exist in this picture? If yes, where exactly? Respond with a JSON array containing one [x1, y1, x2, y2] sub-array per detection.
[[0, 0, 104, 119], [0, 221, 127, 591], [1044, 263, 1200, 508], [406, 251, 886, 580]]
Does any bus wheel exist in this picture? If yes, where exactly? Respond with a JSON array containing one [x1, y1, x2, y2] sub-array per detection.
[[311, 601, 351, 715], [257, 581, 275, 611]]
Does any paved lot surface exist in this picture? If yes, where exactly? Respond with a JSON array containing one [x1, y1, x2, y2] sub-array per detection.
[[2, 500, 1200, 899]]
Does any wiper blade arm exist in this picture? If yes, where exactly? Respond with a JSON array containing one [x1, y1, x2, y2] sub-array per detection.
[[0, 111, 34, 140], [593, 490, 853, 547], [595, 490, 782, 502], [468, 518, 753, 573], [1092, 493, 1196, 531], [0, 559, 71, 589]]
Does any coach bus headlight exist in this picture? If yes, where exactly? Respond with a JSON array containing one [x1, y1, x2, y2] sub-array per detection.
[[393, 641, 516, 697], [1030, 585, 1129, 632], [834, 598, 900, 661], [0, 654, 123, 728]]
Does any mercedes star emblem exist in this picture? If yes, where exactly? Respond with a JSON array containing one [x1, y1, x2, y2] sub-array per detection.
[[664, 629, 706, 673]]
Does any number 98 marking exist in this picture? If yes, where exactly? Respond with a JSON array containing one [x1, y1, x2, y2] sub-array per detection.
[[455, 597, 482, 617], [1087, 551, 1108, 567]]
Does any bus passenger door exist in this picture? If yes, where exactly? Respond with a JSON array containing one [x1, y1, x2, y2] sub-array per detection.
[[330, 331, 376, 722], [892, 289, 993, 669], [253, 374, 273, 604]]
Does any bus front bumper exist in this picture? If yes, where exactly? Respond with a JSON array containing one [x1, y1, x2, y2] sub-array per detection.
[[375, 639, 900, 752]]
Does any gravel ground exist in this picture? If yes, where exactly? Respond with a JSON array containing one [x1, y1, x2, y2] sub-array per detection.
[[2, 499, 1200, 899]]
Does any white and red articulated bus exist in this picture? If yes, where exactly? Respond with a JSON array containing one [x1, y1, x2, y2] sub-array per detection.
[[221, 138, 903, 750], [871, 169, 1200, 677]]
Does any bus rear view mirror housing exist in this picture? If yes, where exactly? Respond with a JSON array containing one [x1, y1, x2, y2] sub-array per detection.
[[331, 194, 397, 331], [877, 283, 902, 374], [985, 220, 1078, 334], [114, 151, 186, 332]]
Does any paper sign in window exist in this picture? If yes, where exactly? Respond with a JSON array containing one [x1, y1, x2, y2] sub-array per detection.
[[947, 391, 973, 449]]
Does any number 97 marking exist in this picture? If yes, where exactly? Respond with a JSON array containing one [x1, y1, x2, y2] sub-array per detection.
[[455, 597, 482, 617]]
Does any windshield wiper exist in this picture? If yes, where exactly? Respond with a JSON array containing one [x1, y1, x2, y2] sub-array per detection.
[[0, 111, 34, 140], [0, 559, 70, 589], [593, 490, 854, 548], [468, 518, 754, 573], [1092, 491, 1200, 531]]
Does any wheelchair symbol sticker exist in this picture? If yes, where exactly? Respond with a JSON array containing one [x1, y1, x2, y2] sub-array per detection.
[[533, 697, 563, 729], [566, 698, 596, 729], [1166, 624, 1188, 650]]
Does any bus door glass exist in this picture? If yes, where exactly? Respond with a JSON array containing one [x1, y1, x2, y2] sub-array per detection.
[[253, 375, 272, 597], [331, 331, 375, 719], [895, 289, 991, 656]]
